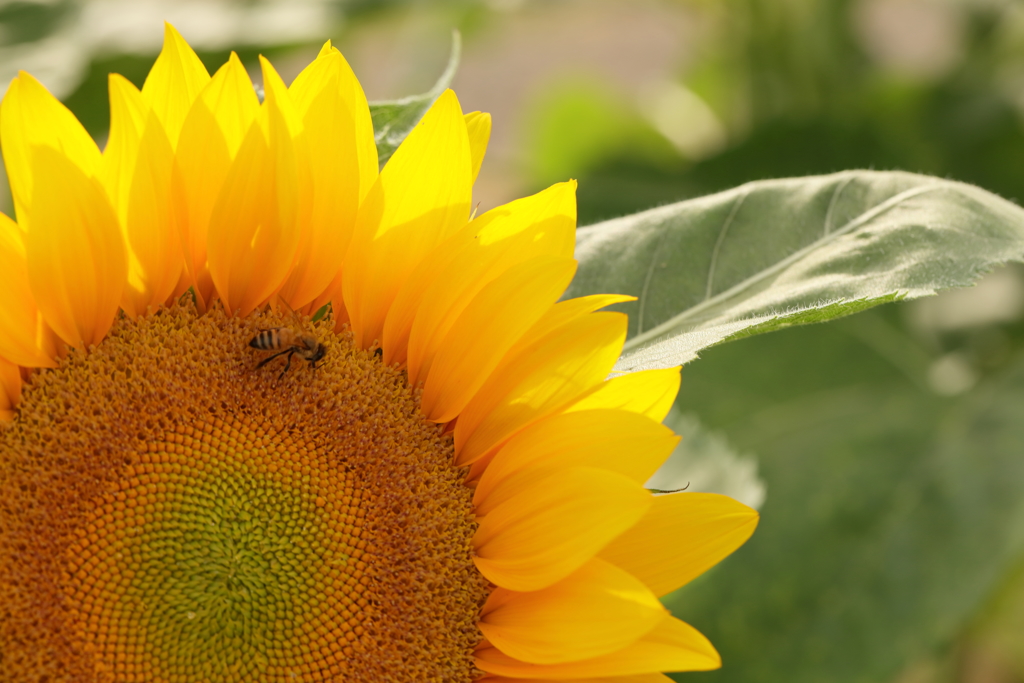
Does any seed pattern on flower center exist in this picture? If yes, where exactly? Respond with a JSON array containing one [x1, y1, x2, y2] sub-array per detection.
[[63, 416, 370, 682], [0, 303, 490, 683]]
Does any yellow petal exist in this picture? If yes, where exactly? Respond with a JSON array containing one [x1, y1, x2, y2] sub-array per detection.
[[397, 181, 577, 379], [465, 110, 491, 184], [475, 467, 652, 591], [258, 55, 315, 301], [0, 355, 22, 419], [476, 615, 720, 678], [474, 410, 679, 515], [474, 180, 576, 254], [185, 52, 260, 156], [567, 367, 682, 422], [378, 222, 469, 365], [342, 89, 472, 349], [175, 52, 260, 308], [108, 104, 182, 317], [0, 72, 101, 226], [479, 558, 665, 665], [0, 212, 59, 366], [100, 74, 148, 222], [291, 43, 377, 201], [460, 300, 633, 483], [25, 146, 125, 348], [510, 293, 634, 353], [315, 39, 334, 58], [599, 492, 759, 597], [259, 55, 304, 139], [277, 50, 364, 310], [206, 63, 301, 317], [419, 256, 578, 422], [141, 22, 211, 148], [454, 311, 626, 466], [483, 674, 674, 683], [294, 42, 377, 203]]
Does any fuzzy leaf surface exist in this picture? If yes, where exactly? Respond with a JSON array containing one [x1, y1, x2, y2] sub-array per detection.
[[566, 171, 1024, 370]]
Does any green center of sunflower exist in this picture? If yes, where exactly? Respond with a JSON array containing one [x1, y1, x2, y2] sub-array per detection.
[[0, 303, 490, 683], [65, 416, 369, 681]]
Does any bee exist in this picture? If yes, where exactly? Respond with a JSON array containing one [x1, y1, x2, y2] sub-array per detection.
[[249, 327, 326, 379]]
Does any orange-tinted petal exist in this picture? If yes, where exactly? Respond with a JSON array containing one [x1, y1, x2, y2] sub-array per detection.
[[567, 367, 681, 422], [474, 410, 679, 514], [291, 42, 377, 197], [479, 558, 665, 665], [0, 72, 101, 226], [465, 110, 491, 184], [294, 41, 377, 203], [474, 467, 652, 591], [141, 22, 211, 148], [205, 60, 301, 317], [100, 74, 148, 219], [175, 52, 260, 308], [277, 49, 364, 310], [455, 311, 626, 466], [343, 89, 472, 348], [476, 615, 720, 678], [0, 211, 59, 366], [599, 492, 759, 597], [101, 79, 182, 317], [483, 675, 673, 683], [512, 294, 635, 351], [0, 355, 22, 420], [25, 146, 125, 348], [419, 257, 578, 422], [385, 180, 577, 368], [123, 111, 183, 315], [385, 181, 577, 371], [260, 55, 304, 139]]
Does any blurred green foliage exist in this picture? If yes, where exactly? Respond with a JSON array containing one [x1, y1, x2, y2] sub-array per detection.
[[540, 0, 1024, 227], [526, 78, 681, 189]]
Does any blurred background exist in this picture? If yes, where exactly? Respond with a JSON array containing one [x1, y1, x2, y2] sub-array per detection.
[[4, 0, 1024, 681]]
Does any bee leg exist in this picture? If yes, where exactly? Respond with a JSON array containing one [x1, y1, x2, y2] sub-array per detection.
[[256, 349, 291, 370], [278, 350, 296, 380]]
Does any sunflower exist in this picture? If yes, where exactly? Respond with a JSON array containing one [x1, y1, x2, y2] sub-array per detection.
[[0, 24, 759, 683]]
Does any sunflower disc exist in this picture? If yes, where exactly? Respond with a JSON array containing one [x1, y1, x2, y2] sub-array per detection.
[[0, 303, 488, 682]]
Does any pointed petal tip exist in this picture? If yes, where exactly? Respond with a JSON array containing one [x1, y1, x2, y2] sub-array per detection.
[[437, 88, 462, 110], [163, 21, 183, 41]]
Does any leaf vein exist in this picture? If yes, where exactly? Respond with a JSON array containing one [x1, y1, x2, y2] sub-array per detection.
[[622, 182, 947, 352], [636, 235, 666, 336], [705, 192, 748, 301], [823, 174, 856, 236]]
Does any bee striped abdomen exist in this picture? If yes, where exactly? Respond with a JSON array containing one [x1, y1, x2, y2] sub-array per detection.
[[249, 329, 283, 350], [249, 327, 325, 378]]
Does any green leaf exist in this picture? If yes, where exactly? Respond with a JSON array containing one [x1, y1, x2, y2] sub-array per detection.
[[565, 171, 1024, 371], [663, 305, 1024, 683], [368, 30, 461, 168]]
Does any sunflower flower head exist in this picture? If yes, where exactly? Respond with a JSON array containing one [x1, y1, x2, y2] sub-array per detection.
[[0, 24, 758, 683]]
